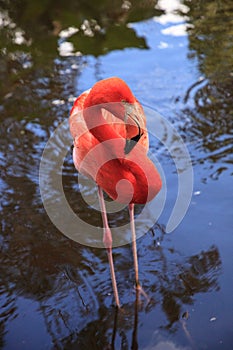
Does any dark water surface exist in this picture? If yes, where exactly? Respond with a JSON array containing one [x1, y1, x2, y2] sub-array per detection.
[[0, 1, 232, 349]]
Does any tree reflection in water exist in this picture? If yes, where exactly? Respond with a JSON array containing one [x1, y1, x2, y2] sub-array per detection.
[[180, 0, 232, 179], [0, 219, 221, 348]]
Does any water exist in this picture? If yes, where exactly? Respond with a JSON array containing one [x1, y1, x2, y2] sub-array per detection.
[[0, 0, 232, 349]]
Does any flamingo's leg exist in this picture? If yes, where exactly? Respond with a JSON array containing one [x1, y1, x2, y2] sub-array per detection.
[[129, 203, 150, 302], [129, 203, 140, 288], [98, 187, 120, 308]]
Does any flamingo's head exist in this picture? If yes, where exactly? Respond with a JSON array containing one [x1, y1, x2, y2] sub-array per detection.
[[84, 77, 146, 153], [84, 77, 136, 106]]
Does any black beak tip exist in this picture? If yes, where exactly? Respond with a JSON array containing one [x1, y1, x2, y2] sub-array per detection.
[[124, 134, 141, 154]]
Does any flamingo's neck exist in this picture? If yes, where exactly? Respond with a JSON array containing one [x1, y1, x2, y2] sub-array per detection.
[[83, 105, 123, 145], [82, 77, 138, 154]]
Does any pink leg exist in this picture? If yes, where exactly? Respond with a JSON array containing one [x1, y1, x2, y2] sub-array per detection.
[[98, 187, 120, 308], [129, 203, 140, 288], [129, 204, 149, 301]]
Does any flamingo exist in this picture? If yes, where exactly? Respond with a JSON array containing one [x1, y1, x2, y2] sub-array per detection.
[[69, 77, 162, 307]]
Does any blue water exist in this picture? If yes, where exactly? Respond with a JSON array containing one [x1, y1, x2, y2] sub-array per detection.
[[0, 1, 232, 349]]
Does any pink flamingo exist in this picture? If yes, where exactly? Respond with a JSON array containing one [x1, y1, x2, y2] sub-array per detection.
[[69, 77, 162, 307]]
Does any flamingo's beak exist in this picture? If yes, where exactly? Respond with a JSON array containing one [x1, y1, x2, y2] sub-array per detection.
[[123, 102, 144, 154], [103, 101, 145, 154], [124, 134, 141, 154]]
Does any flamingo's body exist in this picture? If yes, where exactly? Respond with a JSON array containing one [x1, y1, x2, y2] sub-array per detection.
[[69, 77, 162, 307]]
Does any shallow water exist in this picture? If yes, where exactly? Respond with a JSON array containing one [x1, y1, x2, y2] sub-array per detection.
[[0, 1, 232, 349]]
